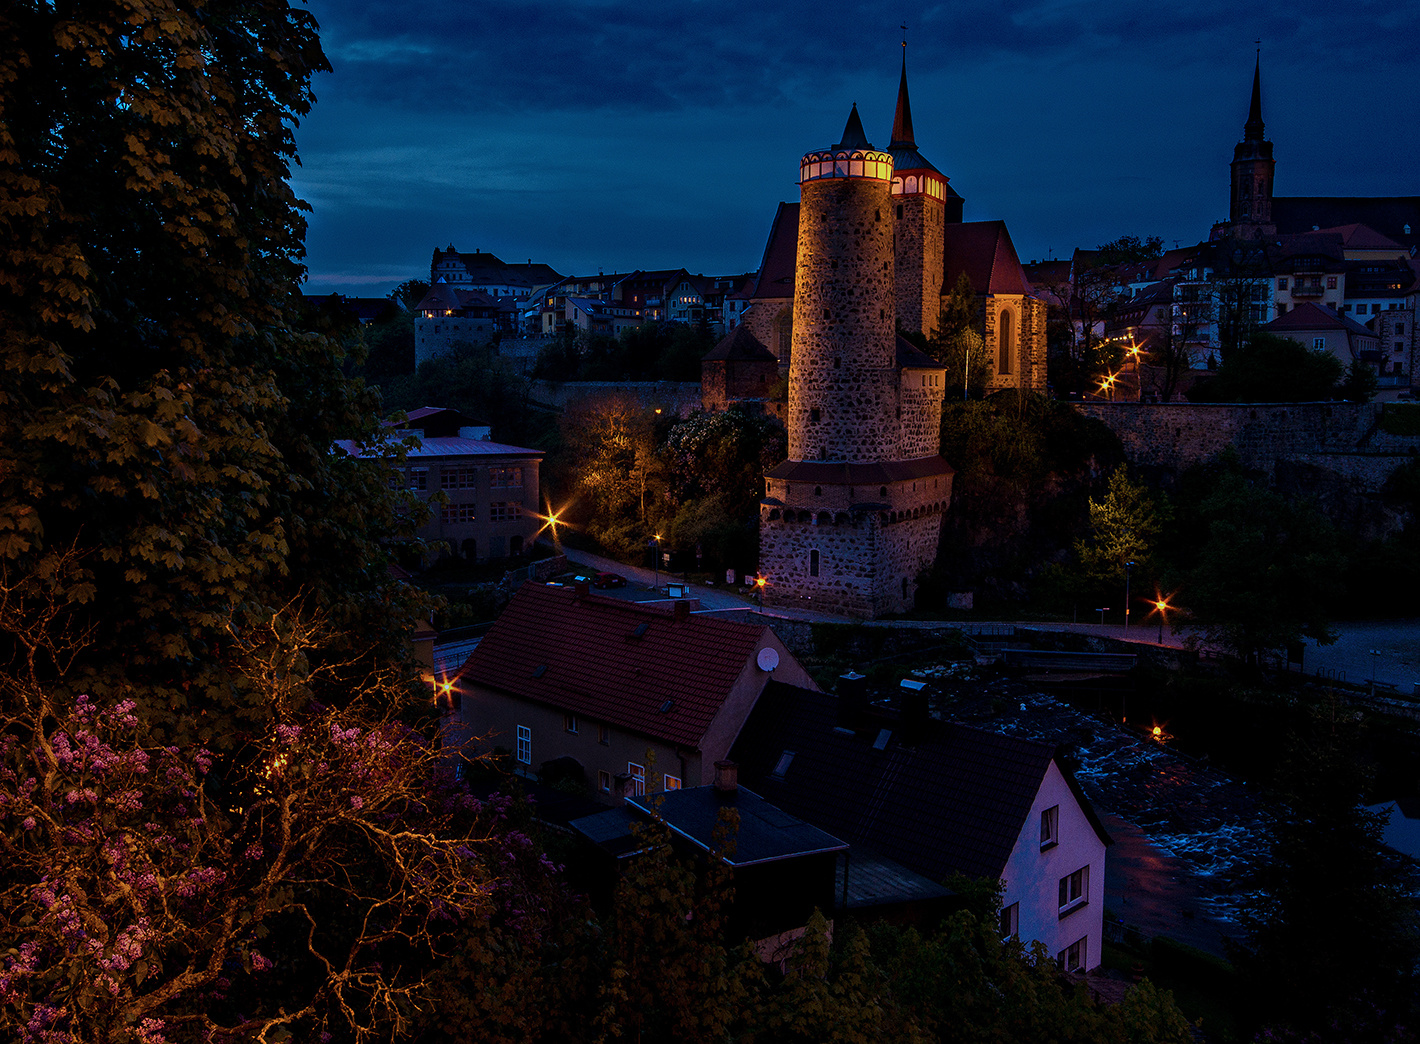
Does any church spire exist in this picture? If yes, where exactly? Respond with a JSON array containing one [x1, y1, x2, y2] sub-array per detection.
[[1244, 50, 1265, 142], [890, 49, 915, 147]]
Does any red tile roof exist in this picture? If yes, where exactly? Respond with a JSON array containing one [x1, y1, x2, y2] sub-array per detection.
[[456, 583, 773, 749], [1264, 301, 1375, 337], [943, 221, 1032, 296]]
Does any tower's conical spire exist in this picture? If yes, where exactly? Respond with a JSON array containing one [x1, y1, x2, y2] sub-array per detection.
[[836, 103, 871, 149], [1244, 50, 1265, 141], [890, 50, 915, 147]]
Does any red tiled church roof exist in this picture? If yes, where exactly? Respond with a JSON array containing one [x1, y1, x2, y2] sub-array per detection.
[[456, 583, 772, 750], [943, 220, 1032, 297]]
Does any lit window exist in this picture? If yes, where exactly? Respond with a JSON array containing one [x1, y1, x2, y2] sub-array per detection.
[[999, 902, 1019, 938], [440, 504, 475, 524], [1041, 805, 1059, 848], [515, 725, 531, 765], [664, 775, 682, 791], [1058, 866, 1088, 915], [628, 762, 645, 797]]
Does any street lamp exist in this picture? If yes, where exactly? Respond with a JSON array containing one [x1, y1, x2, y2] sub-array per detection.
[[1151, 595, 1172, 643], [652, 533, 662, 591], [1123, 560, 1134, 634], [754, 574, 766, 608]]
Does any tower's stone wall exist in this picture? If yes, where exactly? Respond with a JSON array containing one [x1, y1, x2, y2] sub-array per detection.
[[893, 192, 945, 337], [899, 369, 945, 458], [789, 177, 899, 463]]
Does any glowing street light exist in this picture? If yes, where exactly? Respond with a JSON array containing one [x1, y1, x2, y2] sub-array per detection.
[[1123, 560, 1134, 634], [754, 574, 767, 608], [1150, 594, 1173, 643], [652, 533, 662, 590]]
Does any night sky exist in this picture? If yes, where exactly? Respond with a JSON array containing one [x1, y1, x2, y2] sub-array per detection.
[[293, 1, 1420, 298]]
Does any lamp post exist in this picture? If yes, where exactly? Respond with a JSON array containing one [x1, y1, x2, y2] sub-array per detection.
[[755, 574, 766, 608], [1152, 596, 1170, 643], [652, 533, 662, 591], [1123, 560, 1134, 634]]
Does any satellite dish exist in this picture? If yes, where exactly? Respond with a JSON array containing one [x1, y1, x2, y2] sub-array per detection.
[[756, 647, 780, 672]]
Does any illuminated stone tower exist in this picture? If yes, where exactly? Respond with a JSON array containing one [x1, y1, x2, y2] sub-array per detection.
[[1226, 54, 1276, 239], [759, 107, 952, 618], [886, 50, 960, 337]]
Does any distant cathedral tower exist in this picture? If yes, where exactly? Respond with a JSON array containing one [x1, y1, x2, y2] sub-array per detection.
[[759, 106, 953, 618], [1217, 53, 1276, 240], [885, 49, 961, 336]]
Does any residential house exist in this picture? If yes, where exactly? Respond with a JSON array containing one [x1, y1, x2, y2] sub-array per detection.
[[700, 325, 783, 415], [335, 406, 543, 564], [570, 764, 849, 950], [429, 245, 562, 298], [731, 678, 1111, 971], [413, 280, 517, 366], [448, 582, 818, 799], [1261, 302, 1381, 380], [613, 269, 708, 324]]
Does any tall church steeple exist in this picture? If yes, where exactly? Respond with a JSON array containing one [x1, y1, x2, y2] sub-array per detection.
[[1223, 49, 1275, 239], [890, 53, 915, 148]]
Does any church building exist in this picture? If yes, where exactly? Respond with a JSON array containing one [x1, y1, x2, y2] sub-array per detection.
[[736, 56, 1048, 397]]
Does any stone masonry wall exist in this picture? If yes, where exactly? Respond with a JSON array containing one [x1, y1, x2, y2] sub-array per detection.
[[893, 193, 945, 337], [899, 370, 946, 459], [789, 177, 899, 462]]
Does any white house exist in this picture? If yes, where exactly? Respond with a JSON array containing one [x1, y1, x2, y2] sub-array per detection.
[[732, 679, 1111, 970]]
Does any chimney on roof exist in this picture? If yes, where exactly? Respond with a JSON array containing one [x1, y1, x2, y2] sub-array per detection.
[[673, 600, 690, 623], [837, 671, 867, 732], [900, 679, 930, 743], [574, 580, 590, 599], [613, 772, 632, 804], [713, 760, 738, 793]]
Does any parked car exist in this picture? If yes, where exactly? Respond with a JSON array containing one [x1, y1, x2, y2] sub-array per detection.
[[546, 572, 593, 587], [593, 571, 626, 589]]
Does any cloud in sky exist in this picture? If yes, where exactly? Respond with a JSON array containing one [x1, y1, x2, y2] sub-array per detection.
[[294, 0, 1420, 295]]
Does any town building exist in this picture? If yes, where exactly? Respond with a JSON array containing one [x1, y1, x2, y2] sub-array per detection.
[[700, 325, 782, 415], [731, 678, 1111, 971], [447, 582, 817, 800], [756, 97, 954, 618], [336, 406, 543, 564], [413, 280, 516, 366], [1261, 302, 1381, 377], [735, 55, 1047, 397], [429, 245, 562, 297]]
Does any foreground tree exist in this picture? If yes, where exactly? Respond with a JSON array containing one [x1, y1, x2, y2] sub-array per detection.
[[1188, 331, 1344, 402], [1, 1, 424, 735]]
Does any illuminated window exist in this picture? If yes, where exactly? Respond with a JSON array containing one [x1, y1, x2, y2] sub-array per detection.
[[515, 725, 531, 765], [664, 775, 682, 791]]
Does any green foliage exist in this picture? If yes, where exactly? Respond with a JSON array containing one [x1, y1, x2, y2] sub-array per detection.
[[381, 341, 553, 449], [1232, 713, 1419, 1039], [1187, 331, 1343, 402], [1379, 402, 1420, 436], [923, 273, 991, 399], [1163, 455, 1344, 663], [1338, 358, 1378, 403], [1095, 235, 1164, 266], [1074, 465, 1171, 594], [0, 0, 430, 737], [536, 322, 713, 383]]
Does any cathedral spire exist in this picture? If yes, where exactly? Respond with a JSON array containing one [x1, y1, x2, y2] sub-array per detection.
[[836, 103, 871, 149], [890, 49, 915, 148], [1244, 50, 1265, 142]]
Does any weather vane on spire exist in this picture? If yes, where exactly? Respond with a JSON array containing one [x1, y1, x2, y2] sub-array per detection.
[[901, 23, 908, 48]]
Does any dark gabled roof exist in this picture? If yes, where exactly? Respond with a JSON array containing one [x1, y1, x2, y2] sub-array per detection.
[[895, 334, 942, 370], [765, 457, 954, 485], [835, 103, 872, 150], [1313, 224, 1403, 253], [943, 221, 1032, 297], [625, 785, 848, 867], [1264, 301, 1375, 337], [704, 325, 778, 363], [455, 583, 773, 750], [731, 682, 1107, 882], [748, 202, 800, 300], [1272, 197, 1420, 254]]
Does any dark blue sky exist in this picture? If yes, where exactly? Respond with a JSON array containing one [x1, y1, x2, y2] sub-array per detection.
[[293, 1, 1420, 297]]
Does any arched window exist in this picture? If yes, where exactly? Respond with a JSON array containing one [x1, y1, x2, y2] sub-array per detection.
[[998, 309, 1013, 376]]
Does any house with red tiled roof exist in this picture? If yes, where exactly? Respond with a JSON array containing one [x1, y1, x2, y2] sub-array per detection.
[[1262, 301, 1381, 376], [449, 582, 818, 800]]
